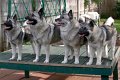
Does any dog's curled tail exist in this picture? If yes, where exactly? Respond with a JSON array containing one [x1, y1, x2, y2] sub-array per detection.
[[104, 17, 114, 26]]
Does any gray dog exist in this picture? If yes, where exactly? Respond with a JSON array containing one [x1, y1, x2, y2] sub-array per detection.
[[55, 10, 87, 64], [78, 17, 117, 65], [4, 15, 25, 61], [23, 8, 61, 63]]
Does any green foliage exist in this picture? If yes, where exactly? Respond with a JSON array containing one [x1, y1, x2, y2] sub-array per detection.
[[92, 0, 102, 4], [101, 14, 109, 19], [114, 2, 120, 19], [84, 0, 102, 6], [84, 0, 89, 8], [115, 19, 120, 32]]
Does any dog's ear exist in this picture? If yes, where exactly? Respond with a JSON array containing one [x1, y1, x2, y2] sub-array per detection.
[[89, 20, 94, 27], [7, 15, 11, 20], [38, 8, 44, 18], [68, 10, 73, 20], [13, 14, 17, 22]]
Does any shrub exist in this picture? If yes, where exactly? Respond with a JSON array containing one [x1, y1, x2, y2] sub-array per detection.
[[114, 2, 120, 19]]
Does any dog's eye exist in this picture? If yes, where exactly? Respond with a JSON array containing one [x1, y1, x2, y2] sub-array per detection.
[[31, 14, 35, 17]]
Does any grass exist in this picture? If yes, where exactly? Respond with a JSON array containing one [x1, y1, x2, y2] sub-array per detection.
[[115, 19, 120, 33], [101, 19, 120, 33]]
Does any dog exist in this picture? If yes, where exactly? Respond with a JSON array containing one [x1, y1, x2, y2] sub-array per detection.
[[78, 17, 117, 65], [3, 15, 25, 61], [23, 8, 61, 63], [55, 10, 87, 64]]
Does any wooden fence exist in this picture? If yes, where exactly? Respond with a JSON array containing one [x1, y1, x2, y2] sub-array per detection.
[[100, 0, 116, 18]]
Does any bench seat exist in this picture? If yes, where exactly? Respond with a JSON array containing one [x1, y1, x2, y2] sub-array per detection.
[[0, 46, 119, 80]]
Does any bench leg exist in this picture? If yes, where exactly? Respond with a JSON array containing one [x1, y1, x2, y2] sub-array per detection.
[[24, 70, 29, 78], [101, 75, 109, 80], [113, 62, 118, 80]]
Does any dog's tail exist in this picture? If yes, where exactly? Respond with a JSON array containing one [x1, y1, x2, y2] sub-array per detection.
[[104, 17, 114, 26]]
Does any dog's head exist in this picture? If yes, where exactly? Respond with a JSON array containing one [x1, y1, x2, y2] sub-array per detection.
[[78, 20, 95, 37], [4, 14, 17, 30], [55, 10, 73, 27], [24, 8, 44, 27]]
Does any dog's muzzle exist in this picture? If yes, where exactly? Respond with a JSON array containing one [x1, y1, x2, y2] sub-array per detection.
[[55, 18, 62, 22], [25, 16, 37, 25], [78, 27, 89, 37], [4, 21, 13, 30], [55, 18, 65, 26]]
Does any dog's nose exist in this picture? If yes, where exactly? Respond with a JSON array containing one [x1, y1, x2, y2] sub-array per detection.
[[55, 19, 58, 22], [81, 27, 87, 30], [78, 28, 83, 34], [55, 18, 61, 22], [4, 22, 6, 25], [78, 27, 87, 33], [25, 16, 29, 20]]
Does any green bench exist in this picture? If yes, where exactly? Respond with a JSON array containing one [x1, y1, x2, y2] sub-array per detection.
[[0, 46, 119, 80]]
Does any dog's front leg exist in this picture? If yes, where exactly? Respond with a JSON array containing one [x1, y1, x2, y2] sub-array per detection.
[[17, 44, 22, 61], [87, 44, 90, 57], [33, 42, 41, 62], [43, 44, 50, 63], [86, 46, 94, 65], [74, 48, 80, 64], [62, 45, 69, 64], [96, 47, 103, 65], [68, 46, 74, 60], [31, 41, 36, 54], [9, 43, 16, 60]]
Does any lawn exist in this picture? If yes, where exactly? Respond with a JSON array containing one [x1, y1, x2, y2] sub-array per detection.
[[101, 19, 120, 33], [115, 19, 120, 33]]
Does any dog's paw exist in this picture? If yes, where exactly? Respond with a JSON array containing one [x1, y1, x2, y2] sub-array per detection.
[[102, 55, 108, 59], [74, 61, 79, 64], [33, 59, 39, 62], [44, 60, 49, 63], [96, 62, 101, 65], [61, 60, 67, 64], [17, 58, 22, 61], [109, 56, 115, 60], [86, 62, 92, 65], [68, 55, 73, 60], [17, 57, 22, 61], [9, 57, 15, 61]]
